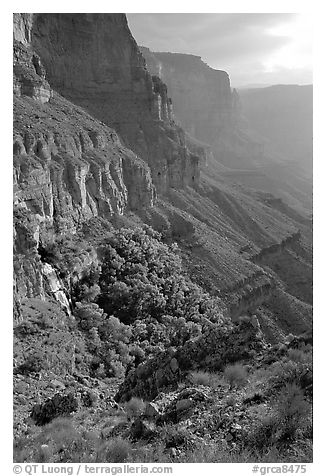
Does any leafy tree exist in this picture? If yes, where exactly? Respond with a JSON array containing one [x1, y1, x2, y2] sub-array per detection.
[[97, 227, 212, 325]]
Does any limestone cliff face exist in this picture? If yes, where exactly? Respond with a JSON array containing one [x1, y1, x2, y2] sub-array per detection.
[[13, 14, 156, 305], [24, 13, 200, 193], [13, 13, 34, 45], [140, 47, 263, 168], [13, 33, 53, 104], [141, 48, 233, 144], [14, 93, 155, 232], [13, 18, 155, 230]]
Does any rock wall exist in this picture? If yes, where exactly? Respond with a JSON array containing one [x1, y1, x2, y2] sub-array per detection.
[[251, 231, 301, 264], [140, 47, 263, 168], [13, 98, 155, 232], [13, 14, 156, 305], [13, 26, 155, 231], [141, 48, 233, 144], [13, 36, 52, 104], [13, 13, 34, 45], [20, 13, 200, 194]]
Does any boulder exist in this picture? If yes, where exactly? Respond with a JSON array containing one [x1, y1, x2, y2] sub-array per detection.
[[49, 379, 66, 390], [31, 393, 78, 425], [144, 402, 161, 419], [175, 398, 193, 413]]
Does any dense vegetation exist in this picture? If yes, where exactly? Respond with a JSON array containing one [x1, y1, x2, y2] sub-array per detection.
[[54, 226, 224, 378], [13, 225, 312, 463]]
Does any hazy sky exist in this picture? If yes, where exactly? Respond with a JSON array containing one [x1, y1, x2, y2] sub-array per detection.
[[127, 13, 312, 87]]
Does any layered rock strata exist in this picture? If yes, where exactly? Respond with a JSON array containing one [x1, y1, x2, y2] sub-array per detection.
[[13, 14, 156, 305], [20, 13, 201, 193], [140, 47, 263, 167]]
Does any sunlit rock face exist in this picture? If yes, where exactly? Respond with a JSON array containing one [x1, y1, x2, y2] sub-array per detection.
[[13, 111, 155, 232], [141, 47, 233, 145], [26, 13, 200, 193], [41, 263, 71, 314], [13, 13, 156, 307], [13, 13, 156, 231], [13, 13, 34, 44], [140, 47, 263, 168]]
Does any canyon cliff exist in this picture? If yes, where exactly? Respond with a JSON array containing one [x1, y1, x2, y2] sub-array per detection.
[[27, 14, 200, 194], [140, 47, 263, 168], [13, 14, 156, 305], [140, 47, 312, 215], [13, 13, 312, 336], [12, 15, 313, 462]]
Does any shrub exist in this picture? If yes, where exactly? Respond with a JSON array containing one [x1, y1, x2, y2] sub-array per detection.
[[96, 438, 131, 463], [266, 358, 312, 395], [109, 360, 125, 378], [14, 321, 38, 337], [13, 437, 30, 463], [224, 363, 248, 388], [189, 371, 211, 386], [14, 417, 104, 463], [125, 397, 146, 418], [31, 394, 79, 426], [287, 348, 310, 364], [246, 383, 311, 452], [81, 390, 98, 408], [189, 370, 225, 389], [16, 352, 46, 375], [163, 425, 192, 449], [275, 383, 311, 441], [74, 303, 105, 331], [97, 227, 217, 326], [77, 283, 101, 303], [247, 412, 280, 451]]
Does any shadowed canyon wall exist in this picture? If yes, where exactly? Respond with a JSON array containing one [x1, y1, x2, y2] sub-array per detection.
[[25, 13, 200, 194], [140, 47, 263, 168]]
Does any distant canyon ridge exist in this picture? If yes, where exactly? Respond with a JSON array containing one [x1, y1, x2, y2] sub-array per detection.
[[141, 47, 312, 215]]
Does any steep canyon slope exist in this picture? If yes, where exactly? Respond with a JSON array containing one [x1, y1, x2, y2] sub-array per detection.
[[140, 47, 312, 216], [13, 15, 313, 461], [29, 14, 199, 195], [239, 84, 312, 171], [13, 13, 312, 340]]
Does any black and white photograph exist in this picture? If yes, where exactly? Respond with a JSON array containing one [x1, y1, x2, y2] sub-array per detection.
[[10, 4, 316, 470]]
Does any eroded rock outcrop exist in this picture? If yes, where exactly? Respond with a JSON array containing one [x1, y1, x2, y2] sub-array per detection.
[[115, 320, 266, 402], [21, 14, 200, 193], [141, 48, 233, 144], [13, 14, 156, 305], [140, 47, 263, 168], [14, 36, 52, 104], [14, 19, 156, 229]]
